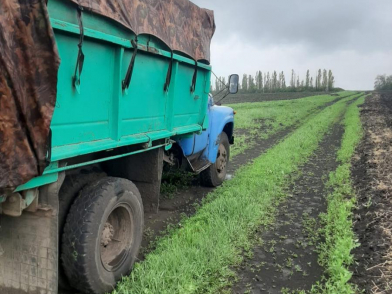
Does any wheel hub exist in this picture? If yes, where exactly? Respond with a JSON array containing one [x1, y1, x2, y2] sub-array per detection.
[[216, 144, 227, 178], [100, 204, 133, 272]]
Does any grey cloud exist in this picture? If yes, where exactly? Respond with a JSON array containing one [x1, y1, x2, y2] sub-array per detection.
[[194, 0, 392, 54], [192, 0, 392, 89]]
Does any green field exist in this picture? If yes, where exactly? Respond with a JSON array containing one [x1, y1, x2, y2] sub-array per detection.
[[228, 91, 357, 157], [113, 92, 365, 294]]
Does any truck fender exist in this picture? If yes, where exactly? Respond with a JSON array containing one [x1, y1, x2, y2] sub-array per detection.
[[205, 106, 234, 164]]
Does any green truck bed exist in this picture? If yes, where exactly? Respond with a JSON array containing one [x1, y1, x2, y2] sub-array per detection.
[[48, 0, 211, 162]]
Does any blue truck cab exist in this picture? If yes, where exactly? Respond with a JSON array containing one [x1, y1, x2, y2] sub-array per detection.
[[177, 95, 235, 186], [175, 74, 239, 187]]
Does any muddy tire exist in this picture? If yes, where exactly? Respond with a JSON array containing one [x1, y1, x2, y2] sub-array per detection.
[[200, 132, 230, 187], [61, 177, 143, 294], [58, 169, 106, 289], [58, 169, 106, 236]]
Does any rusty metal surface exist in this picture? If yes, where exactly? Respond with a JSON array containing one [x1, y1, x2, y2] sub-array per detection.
[[69, 0, 216, 62], [0, 0, 60, 194]]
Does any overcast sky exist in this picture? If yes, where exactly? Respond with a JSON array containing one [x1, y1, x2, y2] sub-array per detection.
[[192, 0, 392, 90]]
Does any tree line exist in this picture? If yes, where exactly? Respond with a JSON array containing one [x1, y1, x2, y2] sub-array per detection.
[[213, 69, 336, 93], [374, 74, 392, 91]]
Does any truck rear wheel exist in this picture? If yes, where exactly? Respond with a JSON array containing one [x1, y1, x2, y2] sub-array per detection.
[[200, 132, 230, 187], [61, 177, 143, 294], [58, 169, 106, 290]]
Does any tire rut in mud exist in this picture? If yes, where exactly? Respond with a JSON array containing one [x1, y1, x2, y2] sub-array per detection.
[[141, 97, 344, 258], [230, 121, 345, 294]]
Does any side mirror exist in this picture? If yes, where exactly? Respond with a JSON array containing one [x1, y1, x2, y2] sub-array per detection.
[[229, 74, 239, 94]]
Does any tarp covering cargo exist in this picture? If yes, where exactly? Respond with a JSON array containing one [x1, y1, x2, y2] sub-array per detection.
[[0, 0, 215, 193], [69, 0, 216, 62], [0, 0, 60, 194]]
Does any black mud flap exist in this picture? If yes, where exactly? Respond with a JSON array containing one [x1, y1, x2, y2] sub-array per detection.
[[0, 177, 63, 294]]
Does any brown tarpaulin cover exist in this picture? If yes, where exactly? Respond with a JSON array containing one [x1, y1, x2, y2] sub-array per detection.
[[69, 0, 216, 62], [0, 0, 214, 193], [0, 0, 60, 194]]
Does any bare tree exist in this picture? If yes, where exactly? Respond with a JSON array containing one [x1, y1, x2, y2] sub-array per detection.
[[322, 69, 328, 91], [241, 74, 248, 92], [305, 70, 310, 89], [272, 71, 278, 92], [280, 71, 286, 90], [256, 71, 263, 92], [328, 70, 334, 91], [317, 69, 322, 91], [290, 69, 295, 89], [265, 72, 271, 93], [248, 74, 256, 92]]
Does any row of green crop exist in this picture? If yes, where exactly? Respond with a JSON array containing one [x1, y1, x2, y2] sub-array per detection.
[[306, 95, 365, 294], [229, 91, 357, 157], [112, 95, 358, 294]]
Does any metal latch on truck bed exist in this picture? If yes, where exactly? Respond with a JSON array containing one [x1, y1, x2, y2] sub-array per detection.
[[190, 60, 198, 93], [164, 51, 174, 92], [122, 39, 139, 91], [73, 6, 85, 93]]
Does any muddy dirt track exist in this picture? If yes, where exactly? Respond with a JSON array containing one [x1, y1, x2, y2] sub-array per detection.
[[351, 92, 392, 293], [231, 122, 344, 294]]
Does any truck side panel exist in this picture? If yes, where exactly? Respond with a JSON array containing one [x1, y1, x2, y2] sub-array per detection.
[[51, 34, 115, 146], [47, 0, 211, 163], [120, 50, 167, 136]]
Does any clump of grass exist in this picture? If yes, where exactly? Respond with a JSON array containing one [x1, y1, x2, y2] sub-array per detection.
[[113, 97, 354, 294], [160, 170, 195, 199], [309, 95, 365, 294]]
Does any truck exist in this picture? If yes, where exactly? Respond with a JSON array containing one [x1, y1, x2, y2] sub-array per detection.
[[0, 0, 238, 293]]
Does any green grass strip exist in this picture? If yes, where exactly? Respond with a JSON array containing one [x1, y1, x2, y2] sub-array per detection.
[[229, 91, 357, 157], [309, 95, 365, 294], [113, 97, 355, 294]]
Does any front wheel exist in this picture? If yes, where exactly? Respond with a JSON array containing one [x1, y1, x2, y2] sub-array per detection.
[[61, 177, 144, 294], [200, 132, 230, 187]]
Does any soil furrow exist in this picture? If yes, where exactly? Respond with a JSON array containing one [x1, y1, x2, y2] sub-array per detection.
[[230, 121, 345, 294], [351, 92, 392, 293]]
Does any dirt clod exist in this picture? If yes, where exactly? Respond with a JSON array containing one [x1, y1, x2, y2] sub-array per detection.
[[101, 222, 114, 247]]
